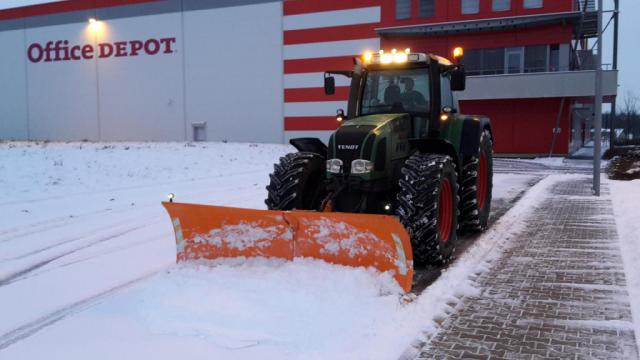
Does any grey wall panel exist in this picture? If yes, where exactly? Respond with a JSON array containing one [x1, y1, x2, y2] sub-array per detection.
[[183, 0, 279, 11], [96, 0, 181, 22], [25, 23, 99, 140], [25, 9, 94, 29], [183, 2, 283, 143], [0, 29, 28, 140], [96, 12, 186, 141], [459, 70, 618, 100]]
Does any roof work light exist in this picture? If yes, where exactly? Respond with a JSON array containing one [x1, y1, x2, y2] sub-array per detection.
[[363, 48, 418, 64]]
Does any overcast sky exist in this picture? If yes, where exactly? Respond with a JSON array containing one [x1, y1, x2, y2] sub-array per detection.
[[1, 0, 638, 110]]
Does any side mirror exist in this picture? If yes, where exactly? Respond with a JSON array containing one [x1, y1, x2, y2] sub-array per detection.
[[324, 75, 335, 95], [336, 109, 345, 122], [451, 68, 466, 91]]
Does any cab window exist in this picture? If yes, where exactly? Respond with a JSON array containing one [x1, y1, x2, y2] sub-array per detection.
[[361, 69, 430, 116]]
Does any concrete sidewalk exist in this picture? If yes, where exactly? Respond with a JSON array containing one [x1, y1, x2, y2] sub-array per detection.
[[416, 177, 638, 359]]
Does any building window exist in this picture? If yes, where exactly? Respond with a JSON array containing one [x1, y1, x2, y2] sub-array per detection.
[[464, 49, 483, 76], [461, 0, 480, 14], [419, 0, 435, 18], [524, 45, 548, 72], [492, 0, 510, 11], [483, 48, 505, 75], [523, 0, 543, 9], [505, 47, 524, 74], [549, 44, 560, 71], [396, 0, 411, 20], [463, 45, 562, 75]]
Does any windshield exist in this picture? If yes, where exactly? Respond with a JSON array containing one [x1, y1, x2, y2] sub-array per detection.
[[361, 68, 430, 116]]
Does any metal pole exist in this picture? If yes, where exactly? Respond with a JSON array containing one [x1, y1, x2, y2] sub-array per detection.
[[609, 0, 619, 148], [593, 0, 603, 196]]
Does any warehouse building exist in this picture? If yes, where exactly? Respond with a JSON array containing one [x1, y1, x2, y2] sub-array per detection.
[[0, 0, 618, 155]]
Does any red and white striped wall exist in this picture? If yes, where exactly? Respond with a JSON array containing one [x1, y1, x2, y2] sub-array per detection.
[[283, 1, 382, 143]]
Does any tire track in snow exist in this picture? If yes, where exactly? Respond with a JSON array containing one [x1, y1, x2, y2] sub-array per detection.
[[0, 168, 267, 208], [2, 182, 263, 262], [0, 184, 265, 345], [0, 224, 149, 287], [17, 236, 163, 283], [0, 274, 154, 351], [0, 208, 114, 240], [1, 219, 145, 261], [0, 181, 265, 287], [0, 170, 268, 245]]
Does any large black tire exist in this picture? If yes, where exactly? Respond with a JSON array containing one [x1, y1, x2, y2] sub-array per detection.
[[397, 153, 459, 266], [459, 130, 493, 232], [265, 152, 327, 210]]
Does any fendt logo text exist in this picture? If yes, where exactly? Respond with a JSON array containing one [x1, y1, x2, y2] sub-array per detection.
[[338, 145, 359, 150], [27, 37, 177, 63]]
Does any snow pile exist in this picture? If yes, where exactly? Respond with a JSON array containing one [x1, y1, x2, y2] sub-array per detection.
[[610, 179, 640, 352], [0, 259, 403, 360]]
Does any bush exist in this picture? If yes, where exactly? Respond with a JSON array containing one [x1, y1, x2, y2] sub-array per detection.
[[607, 147, 640, 180]]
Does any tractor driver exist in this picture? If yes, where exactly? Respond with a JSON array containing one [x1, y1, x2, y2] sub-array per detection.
[[400, 78, 427, 111]]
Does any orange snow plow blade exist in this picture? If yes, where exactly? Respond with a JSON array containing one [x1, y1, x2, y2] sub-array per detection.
[[162, 202, 414, 292]]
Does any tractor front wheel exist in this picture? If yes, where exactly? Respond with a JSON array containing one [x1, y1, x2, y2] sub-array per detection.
[[265, 152, 327, 210], [397, 153, 459, 266]]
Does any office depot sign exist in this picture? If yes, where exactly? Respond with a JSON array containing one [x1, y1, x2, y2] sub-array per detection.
[[27, 37, 177, 63]]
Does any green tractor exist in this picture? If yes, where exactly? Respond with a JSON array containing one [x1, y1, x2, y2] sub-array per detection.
[[266, 49, 493, 265]]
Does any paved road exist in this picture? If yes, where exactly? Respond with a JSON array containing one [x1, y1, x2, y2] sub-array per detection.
[[414, 177, 638, 359]]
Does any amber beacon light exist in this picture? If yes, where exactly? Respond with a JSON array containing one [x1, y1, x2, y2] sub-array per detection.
[[453, 47, 464, 60]]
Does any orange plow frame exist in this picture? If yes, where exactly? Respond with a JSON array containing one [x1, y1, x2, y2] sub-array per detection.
[[162, 202, 414, 292]]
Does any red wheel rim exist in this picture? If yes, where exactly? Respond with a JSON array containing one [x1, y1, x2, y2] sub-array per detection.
[[438, 177, 453, 243], [477, 151, 488, 211]]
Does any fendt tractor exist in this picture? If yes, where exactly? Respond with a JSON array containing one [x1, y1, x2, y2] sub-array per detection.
[[162, 48, 493, 292]]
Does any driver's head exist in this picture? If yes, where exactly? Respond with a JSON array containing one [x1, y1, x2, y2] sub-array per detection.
[[403, 78, 415, 91]]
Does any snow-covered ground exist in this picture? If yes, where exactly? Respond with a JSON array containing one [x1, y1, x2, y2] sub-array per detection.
[[0, 142, 541, 359], [610, 178, 640, 352]]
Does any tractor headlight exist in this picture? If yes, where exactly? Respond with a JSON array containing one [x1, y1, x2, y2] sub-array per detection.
[[326, 159, 343, 173], [351, 159, 374, 174]]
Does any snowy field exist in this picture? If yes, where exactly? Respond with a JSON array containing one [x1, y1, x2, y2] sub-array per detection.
[[610, 179, 640, 352], [0, 142, 584, 359]]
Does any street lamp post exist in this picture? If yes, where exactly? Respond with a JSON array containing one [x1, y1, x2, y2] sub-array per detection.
[[593, 0, 603, 196]]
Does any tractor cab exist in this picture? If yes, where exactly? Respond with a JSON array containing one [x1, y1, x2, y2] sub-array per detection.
[[324, 48, 466, 140]]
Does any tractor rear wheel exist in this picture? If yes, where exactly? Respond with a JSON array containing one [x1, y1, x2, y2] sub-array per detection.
[[459, 130, 493, 231], [397, 153, 459, 266], [265, 152, 327, 210]]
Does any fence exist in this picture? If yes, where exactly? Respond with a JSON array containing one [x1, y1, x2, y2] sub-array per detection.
[[605, 113, 640, 147]]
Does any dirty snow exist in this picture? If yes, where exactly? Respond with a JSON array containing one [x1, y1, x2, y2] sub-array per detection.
[[0, 141, 544, 359], [610, 178, 640, 352]]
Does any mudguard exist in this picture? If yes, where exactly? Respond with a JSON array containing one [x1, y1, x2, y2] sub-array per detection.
[[289, 138, 328, 158]]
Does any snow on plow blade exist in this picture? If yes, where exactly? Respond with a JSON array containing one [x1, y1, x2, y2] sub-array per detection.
[[162, 202, 414, 292]]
